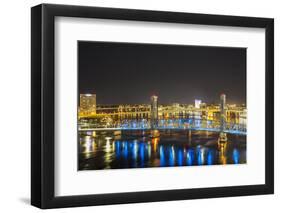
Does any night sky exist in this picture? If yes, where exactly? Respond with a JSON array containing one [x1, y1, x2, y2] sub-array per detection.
[[78, 41, 246, 105]]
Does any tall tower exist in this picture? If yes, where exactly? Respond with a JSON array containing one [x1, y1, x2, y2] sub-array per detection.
[[150, 95, 158, 129], [80, 94, 96, 115], [218, 94, 227, 147]]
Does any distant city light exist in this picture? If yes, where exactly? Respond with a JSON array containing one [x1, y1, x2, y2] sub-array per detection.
[[78, 93, 246, 135], [195, 99, 202, 109]]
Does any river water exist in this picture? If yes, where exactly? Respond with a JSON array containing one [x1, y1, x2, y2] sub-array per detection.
[[79, 130, 246, 170]]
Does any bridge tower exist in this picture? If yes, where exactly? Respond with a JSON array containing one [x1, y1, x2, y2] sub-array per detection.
[[218, 94, 227, 148], [150, 95, 158, 129]]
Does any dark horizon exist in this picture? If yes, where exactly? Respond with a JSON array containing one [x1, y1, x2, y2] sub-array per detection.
[[78, 41, 246, 105]]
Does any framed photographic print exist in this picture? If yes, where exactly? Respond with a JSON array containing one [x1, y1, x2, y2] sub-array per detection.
[[31, 4, 274, 209]]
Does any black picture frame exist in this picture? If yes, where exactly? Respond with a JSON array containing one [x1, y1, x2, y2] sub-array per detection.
[[31, 3, 274, 209]]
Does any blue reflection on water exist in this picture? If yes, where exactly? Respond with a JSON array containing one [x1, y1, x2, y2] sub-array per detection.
[[81, 130, 245, 170], [123, 142, 128, 158], [233, 148, 240, 164], [115, 141, 121, 159], [186, 149, 194, 166], [132, 141, 138, 160], [207, 150, 214, 165], [177, 149, 183, 166], [169, 146, 175, 166], [197, 146, 204, 165], [160, 145, 165, 166], [140, 143, 145, 166], [114, 141, 241, 167]]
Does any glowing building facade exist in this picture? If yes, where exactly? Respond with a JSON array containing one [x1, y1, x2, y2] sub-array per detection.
[[80, 94, 96, 115], [195, 99, 202, 109]]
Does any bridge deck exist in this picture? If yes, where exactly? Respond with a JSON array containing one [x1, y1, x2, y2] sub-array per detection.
[[78, 127, 246, 135]]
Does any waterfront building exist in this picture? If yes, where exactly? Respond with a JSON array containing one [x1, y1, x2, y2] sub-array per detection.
[[195, 99, 202, 109], [80, 94, 96, 115]]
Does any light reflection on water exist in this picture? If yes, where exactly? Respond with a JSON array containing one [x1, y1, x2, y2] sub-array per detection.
[[79, 130, 246, 170]]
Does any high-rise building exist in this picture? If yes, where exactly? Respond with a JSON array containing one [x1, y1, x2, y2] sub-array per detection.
[[195, 99, 202, 109], [80, 94, 96, 115], [150, 95, 158, 129]]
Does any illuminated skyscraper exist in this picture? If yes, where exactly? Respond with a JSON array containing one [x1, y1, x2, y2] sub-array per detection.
[[195, 99, 202, 109], [150, 95, 158, 129], [80, 94, 96, 115]]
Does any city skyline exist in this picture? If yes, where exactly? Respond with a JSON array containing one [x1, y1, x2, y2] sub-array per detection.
[[78, 41, 246, 105], [78, 93, 247, 135], [79, 93, 246, 107]]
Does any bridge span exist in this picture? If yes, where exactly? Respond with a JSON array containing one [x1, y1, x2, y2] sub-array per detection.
[[79, 118, 246, 135], [79, 127, 246, 135]]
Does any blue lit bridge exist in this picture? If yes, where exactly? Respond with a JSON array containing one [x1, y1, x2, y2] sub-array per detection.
[[79, 118, 246, 135]]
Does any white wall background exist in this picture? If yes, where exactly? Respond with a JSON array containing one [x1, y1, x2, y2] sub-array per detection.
[[0, 0, 279, 212]]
